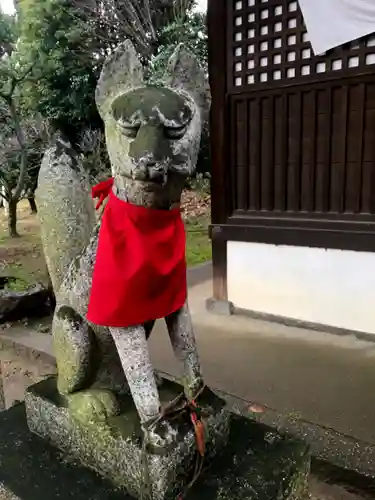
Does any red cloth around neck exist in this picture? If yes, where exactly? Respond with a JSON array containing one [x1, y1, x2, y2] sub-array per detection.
[[87, 178, 187, 328]]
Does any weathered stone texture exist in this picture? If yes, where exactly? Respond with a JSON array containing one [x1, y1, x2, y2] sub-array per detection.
[[35, 41, 209, 431], [4, 396, 309, 500], [36, 144, 96, 294], [25, 377, 231, 500], [34, 40, 228, 482]]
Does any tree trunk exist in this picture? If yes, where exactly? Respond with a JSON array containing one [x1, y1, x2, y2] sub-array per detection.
[[8, 199, 19, 238], [28, 196, 37, 214]]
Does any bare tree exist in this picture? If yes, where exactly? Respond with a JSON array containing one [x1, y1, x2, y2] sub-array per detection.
[[0, 108, 46, 235], [0, 11, 42, 236], [0, 87, 28, 236], [73, 0, 195, 59], [78, 127, 111, 184]]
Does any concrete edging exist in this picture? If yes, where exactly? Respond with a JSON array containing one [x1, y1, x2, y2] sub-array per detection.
[[2, 328, 375, 478], [158, 371, 375, 480], [234, 307, 375, 344], [2, 330, 375, 478], [206, 295, 375, 344]]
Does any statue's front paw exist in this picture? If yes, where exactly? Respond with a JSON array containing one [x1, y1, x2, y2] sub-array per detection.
[[67, 389, 120, 425], [143, 417, 177, 454]]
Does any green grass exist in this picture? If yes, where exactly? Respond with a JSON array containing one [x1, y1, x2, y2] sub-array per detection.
[[185, 216, 212, 267], [0, 202, 49, 291], [0, 201, 212, 296]]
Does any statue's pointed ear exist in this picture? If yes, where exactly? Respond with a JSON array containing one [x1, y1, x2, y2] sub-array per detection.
[[163, 44, 207, 109], [96, 40, 144, 118]]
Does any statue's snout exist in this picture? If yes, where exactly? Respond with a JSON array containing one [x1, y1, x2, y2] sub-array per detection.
[[147, 162, 167, 184], [130, 157, 168, 184]]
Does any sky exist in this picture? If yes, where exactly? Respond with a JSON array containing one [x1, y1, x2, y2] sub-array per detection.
[[0, 0, 207, 14], [196, 0, 207, 12], [0, 0, 14, 14]]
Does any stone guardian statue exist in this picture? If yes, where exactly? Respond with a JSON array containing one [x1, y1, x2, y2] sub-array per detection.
[[36, 40, 213, 452]]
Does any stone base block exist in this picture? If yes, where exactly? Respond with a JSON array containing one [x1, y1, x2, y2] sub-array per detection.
[[0, 400, 310, 500], [25, 377, 230, 500]]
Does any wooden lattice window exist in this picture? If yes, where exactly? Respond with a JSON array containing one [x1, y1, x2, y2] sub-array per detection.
[[208, 0, 375, 302], [229, 0, 375, 90]]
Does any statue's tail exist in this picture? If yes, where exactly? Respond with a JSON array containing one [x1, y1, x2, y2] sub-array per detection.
[[36, 139, 97, 295]]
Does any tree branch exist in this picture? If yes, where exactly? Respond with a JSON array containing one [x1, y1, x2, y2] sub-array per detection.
[[9, 65, 34, 97], [0, 65, 34, 101], [70, 0, 158, 58], [135, 0, 156, 40]]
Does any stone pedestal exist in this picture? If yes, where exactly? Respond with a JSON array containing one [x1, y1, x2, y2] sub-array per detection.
[[0, 398, 310, 500], [25, 377, 230, 500]]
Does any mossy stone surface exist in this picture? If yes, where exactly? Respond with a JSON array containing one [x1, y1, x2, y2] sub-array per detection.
[[0, 379, 311, 500], [0, 402, 309, 500], [36, 145, 96, 294], [25, 377, 231, 500]]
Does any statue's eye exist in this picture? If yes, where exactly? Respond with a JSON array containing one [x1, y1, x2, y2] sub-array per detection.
[[117, 120, 140, 138], [165, 125, 187, 140]]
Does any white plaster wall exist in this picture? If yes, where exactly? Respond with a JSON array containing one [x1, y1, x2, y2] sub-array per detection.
[[227, 241, 375, 334]]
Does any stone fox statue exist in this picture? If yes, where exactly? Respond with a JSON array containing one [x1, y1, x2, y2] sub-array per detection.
[[36, 41, 209, 451]]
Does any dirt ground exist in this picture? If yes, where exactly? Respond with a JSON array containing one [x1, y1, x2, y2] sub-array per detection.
[[0, 201, 49, 287], [0, 348, 55, 408]]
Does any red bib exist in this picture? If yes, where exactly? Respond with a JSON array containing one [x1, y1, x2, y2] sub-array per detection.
[[87, 179, 187, 328]]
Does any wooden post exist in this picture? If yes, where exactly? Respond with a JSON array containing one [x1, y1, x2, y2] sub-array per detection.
[[207, 0, 230, 303]]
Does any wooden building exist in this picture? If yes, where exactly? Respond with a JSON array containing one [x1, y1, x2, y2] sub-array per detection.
[[207, 0, 375, 334]]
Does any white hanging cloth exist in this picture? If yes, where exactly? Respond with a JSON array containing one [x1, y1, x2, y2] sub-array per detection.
[[298, 0, 375, 55]]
